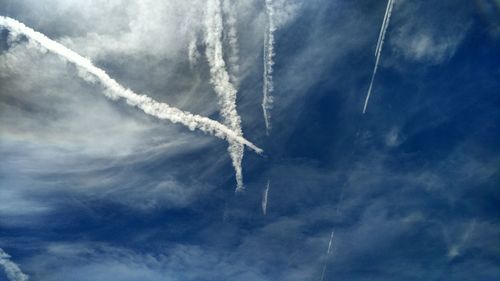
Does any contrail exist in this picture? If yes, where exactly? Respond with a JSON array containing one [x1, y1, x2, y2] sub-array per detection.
[[262, 0, 276, 134], [374, 0, 393, 58], [204, 0, 247, 191], [261, 180, 270, 215], [320, 230, 335, 281], [0, 248, 29, 281], [0, 16, 262, 155], [362, 0, 395, 114], [326, 230, 335, 255], [222, 0, 240, 86], [188, 33, 200, 69]]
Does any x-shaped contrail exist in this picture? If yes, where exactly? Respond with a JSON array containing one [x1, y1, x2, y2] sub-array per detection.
[[0, 16, 263, 183]]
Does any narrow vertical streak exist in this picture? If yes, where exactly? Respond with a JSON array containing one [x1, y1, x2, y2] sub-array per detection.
[[262, 0, 276, 134], [222, 0, 241, 86], [262, 180, 270, 215]]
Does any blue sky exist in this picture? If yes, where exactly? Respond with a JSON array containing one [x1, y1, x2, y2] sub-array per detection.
[[0, 0, 499, 280]]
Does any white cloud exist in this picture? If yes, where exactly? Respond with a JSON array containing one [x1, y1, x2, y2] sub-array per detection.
[[0, 248, 29, 281], [389, 1, 470, 64]]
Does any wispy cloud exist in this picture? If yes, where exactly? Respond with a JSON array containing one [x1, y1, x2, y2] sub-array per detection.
[[0, 248, 29, 281], [0, 16, 262, 154]]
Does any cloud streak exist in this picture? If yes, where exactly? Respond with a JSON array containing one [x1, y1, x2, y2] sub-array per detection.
[[222, 0, 241, 86], [262, 180, 270, 215], [0, 16, 262, 154], [204, 0, 247, 190], [362, 0, 395, 114], [262, 0, 276, 134], [188, 33, 200, 69], [320, 230, 335, 281], [0, 248, 29, 281]]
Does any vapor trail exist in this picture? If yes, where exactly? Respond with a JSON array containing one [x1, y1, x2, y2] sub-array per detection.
[[362, 0, 395, 114], [222, 0, 240, 86], [262, 0, 276, 134], [374, 0, 393, 57], [204, 0, 246, 190], [327, 230, 335, 255], [0, 16, 262, 154], [262, 180, 270, 215], [320, 230, 335, 281], [0, 248, 29, 281], [188, 33, 200, 69]]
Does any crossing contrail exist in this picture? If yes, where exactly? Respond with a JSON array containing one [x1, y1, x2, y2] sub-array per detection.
[[0, 16, 262, 155], [262, 0, 276, 134], [222, 0, 240, 86], [362, 0, 395, 114], [262, 180, 270, 215], [204, 0, 247, 190], [0, 248, 29, 281]]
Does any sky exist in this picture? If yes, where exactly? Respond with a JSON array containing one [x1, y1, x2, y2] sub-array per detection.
[[0, 0, 499, 280]]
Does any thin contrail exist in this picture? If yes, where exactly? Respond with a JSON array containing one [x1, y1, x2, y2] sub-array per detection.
[[362, 0, 395, 114], [320, 230, 335, 281], [0, 248, 29, 281], [222, 0, 240, 86], [326, 230, 335, 255], [262, 0, 276, 134], [0, 16, 262, 155], [374, 0, 393, 58], [204, 0, 247, 191], [261, 180, 270, 215]]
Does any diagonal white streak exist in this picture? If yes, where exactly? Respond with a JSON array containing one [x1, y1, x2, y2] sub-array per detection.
[[222, 0, 240, 87], [374, 0, 393, 57], [320, 230, 335, 281], [327, 230, 335, 255], [362, 0, 395, 114], [262, 180, 270, 215], [204, 0, 247, 190], [0, 248, 29, 281], [262, 0, 276, 134], [0, 16, 262, 154]]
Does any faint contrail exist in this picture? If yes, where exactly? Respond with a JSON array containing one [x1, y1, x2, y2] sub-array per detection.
[[188, 33, 200, 69], [204, 0, 247, 191], [222, 0, 240, 86], [320, 230, 335, 281], [0, 248, 29, 281], [262, 180, 270, 215], [0, 16, 262, 154], [326, 230, 335, 254], [362, 0, 395, 114], [262, 0, 276, 134], [448, 219, 477, 258]]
